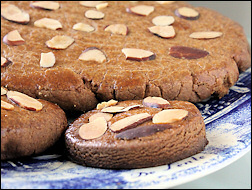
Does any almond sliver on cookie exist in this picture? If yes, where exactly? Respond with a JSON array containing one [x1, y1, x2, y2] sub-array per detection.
[[1, 100, 14, 110], [189, 31, 223, 39], [153, 109, 188, 124], [7, 91, 43, 111]]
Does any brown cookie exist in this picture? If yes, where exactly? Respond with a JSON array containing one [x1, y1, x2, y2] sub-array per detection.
[[1, 1, 251, 112], [65, 97, 208, 169], [1, 89, 68, 160]]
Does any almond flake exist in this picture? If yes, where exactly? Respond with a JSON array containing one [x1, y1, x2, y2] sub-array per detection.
[[3, 30, 25, 46], [189, 31, 223, 39], [1, 57, 11, 67], [143, 97, 170, 108], [89, 112, 113, 122], [34, 18, 62, 30], [79, 117, 107, 140], [153, 109, 188, 124], [101, 106, 125, 113], [40, 52, 56, 68], [96, 99, 118, 109], [85, 10, 105, 20], [73, 23, 95, 32], [30, 1, 60, 10], [7, 91, 43, 111], [122, 48, 155, 61], [148, 25, 176, 39], [1, 100, 14, 110], [45, 35, 74, 50], [1, 87, 8, 96], [1, 3, 30, 24], [175, 7, 200, 20], [152, 15, 175, 26], [127, 5, 154, 16], [79, 47, 107, 63], [110, 113, 152, 132], [80, 1, 104, 8], [104, 24, 128, 36], [169, 46, 209, 59], [96, 2, 108, 10]]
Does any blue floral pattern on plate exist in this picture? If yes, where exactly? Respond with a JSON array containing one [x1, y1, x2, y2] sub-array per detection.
[[1, 67, 251, 189]]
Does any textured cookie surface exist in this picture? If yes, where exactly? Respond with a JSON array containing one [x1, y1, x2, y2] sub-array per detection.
[[65, 98, 208, 169], [1, 90, 68, 160], [1, 1, 251, 111]]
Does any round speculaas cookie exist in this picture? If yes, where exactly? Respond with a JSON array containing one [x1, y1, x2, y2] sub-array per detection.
[[1, 1, 251, 112], [65, 98, 208, 169], [1, 89, 68, 160]]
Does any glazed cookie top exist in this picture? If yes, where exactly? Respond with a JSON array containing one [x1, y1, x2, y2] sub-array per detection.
[[66, 97, 205, 147], [1, 1, 251, 111]]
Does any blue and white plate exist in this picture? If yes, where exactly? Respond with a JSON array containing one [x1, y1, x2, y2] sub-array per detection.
[[1, 67, 251, 189]]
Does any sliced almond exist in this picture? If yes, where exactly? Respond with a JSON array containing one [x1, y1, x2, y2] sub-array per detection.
[[175, 7, 200, 20], [40, 52, 56, 68], [34, 18, 62, 30], [122, 48, 155, 61], [3, 30, 25, 46], [101, 106, 125, 113], [110, 113, 152, 132], [1, 87, 8, 96], [121, 104, 142, 111], [152, 15, 175, 26], [153, 109, 188, 124], [127, 5, 154, 16], [85, 10, 105, 20], [1, 100, 14, 110], [73, 23, 95, 33], [169, 46, 209, 59], [1, 57, 11, 67], [80, 1, 104, 8], [143, 97, 170, 108], [104, 24, 128, 36], [45, 35, 74, 50], [96, 2, 108, 10], [79, 117, 107, 140], [1, 3, 30, 24], [30, 1, 60, 10], [89, 112, 113, 122], [96, 99, 118, 110], [156, 1, 175, 5], [148, 25, 176, 39], [189, 31, 223, 39], [79, 47, 107, 63], [7, 91, 43, 111]]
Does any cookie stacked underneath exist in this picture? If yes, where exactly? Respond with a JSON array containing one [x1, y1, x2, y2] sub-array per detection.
[[65, 97, 208, 169]]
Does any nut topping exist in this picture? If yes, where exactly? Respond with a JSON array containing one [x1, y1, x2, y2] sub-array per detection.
[[79, 117, 108, 140], [85, 10, 105, 20], [152, 15, 175, 26], [7, 91, 43, 111], [169, 46, 209, 59], [175, 7, 200, 20], [1, 87, 8, 96], [96, 2, 108, 10], [3, 30, 25, 46], [148, 25, 176, 39], [89, 112, 113, 122], [97, 99, 118, 109], [127, 5, 154, 16], [189, 31, 223, 39], [110, 113, 152, 132], [1, 4, 30, 24], [40, 52, 56, 68], [34, 18, 62, 30], [79, 47, 107, 63], [73, 23, 95, 33], [1, 57, 11, 67], [80, 1, 105, 8], [153, 109, 188, 124], [45, 35, 74, 50], [122, 48, 156, 61], [143, 97, 170, 108], [1, 100, 14, 110], [30, 1, 60, 10], [104, 24, 128, 36], [101, 106, 125, 113]]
